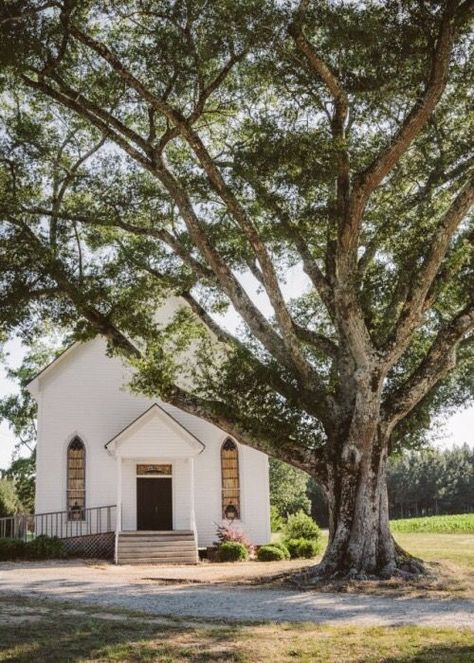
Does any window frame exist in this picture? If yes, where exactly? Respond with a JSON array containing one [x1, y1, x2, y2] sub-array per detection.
[[66, 436, 86, 521], [221, 438, 241, 521]]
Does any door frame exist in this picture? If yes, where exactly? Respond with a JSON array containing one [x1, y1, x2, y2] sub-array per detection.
[[135, 463, 174, 531]]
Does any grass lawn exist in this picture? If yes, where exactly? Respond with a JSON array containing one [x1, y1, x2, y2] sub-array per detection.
[[273, 520, 474, 597], [0, 594, 473, 662], [393, 532, 474, 569]]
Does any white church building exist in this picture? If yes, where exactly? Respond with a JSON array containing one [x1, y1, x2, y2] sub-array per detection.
[[26, 299, 271, 563]]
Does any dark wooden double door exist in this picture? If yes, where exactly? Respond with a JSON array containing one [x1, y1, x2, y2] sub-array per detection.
[[137, 478, 172, 531]]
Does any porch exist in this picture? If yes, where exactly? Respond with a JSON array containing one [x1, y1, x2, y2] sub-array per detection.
[[0, 506, 198, 564]]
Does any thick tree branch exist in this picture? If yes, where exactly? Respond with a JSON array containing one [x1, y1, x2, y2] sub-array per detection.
[[351, 4, 463, 229], [384, 177, 474, 364], [68, 24, 315, 383], [383, 305, 474, 432]]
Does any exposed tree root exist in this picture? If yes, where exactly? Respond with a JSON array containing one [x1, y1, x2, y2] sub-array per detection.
[[289, 545, 429, 589]]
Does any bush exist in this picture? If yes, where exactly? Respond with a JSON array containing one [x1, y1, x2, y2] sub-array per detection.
[[24, 535, 66, 560], [257, 544, 287, 561], [285, 538, 321, 559], [270, 505, 284, 532], [0, 479, 23, 517], [285, 538, 303, 559], [0, 535, 66, 561], [0, 538, 26, 561], [217, 541, 248, 562], [215, 523, 254, 553], [284, 510, 321, 542], [268, 541, 290, 560]]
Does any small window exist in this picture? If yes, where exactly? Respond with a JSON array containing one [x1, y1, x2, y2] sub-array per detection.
[[67, 437, 86, 520], [221, 438, 240, 520], [136, 464, 172, 476]]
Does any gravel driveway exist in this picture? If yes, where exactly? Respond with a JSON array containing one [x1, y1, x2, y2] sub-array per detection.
[[1, 560, 473, 628]]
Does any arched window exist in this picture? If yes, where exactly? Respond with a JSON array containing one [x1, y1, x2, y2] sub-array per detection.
[[67, 437, 86, 520], [221, 438, 240, 520]]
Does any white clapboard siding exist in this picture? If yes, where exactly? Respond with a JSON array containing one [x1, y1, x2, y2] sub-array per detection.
[[31, 301, 271, 548]]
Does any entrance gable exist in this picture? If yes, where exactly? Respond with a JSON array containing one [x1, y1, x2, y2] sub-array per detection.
[[105, 404, 204, 458]]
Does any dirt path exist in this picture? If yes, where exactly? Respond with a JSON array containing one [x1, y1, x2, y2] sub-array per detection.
[[1, 560, 473, 628]]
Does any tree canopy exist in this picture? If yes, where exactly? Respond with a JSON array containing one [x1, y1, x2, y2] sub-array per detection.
[[0, 0, 472, 578]]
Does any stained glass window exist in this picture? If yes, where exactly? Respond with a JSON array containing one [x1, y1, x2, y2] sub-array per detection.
[[67, 437, 86, 520], [221, 438, 240, 520]]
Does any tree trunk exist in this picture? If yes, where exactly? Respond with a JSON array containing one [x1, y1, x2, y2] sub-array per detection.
[[302, 428, 426, 582]]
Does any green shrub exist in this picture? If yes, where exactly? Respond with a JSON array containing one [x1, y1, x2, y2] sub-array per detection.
[[270, 505, 284, 532], [284, 510, 321, 542], [257, 544, 287, 561], [24, 535, 66, 560], [269, 541, 290, 560], [285, 538, 321, 559], [285, 538, 303, 559], [217, 541, 248, 562], [295, 539, 321, 558], [0, 538, 26, 561]]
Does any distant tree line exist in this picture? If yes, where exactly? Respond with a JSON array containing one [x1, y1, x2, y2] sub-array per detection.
[[387, 444, 474, 520], [271, 445, 474, 528]]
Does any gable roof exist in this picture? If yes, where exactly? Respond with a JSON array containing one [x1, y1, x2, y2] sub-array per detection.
[[104, 403, 205, 455], [26, 296, 193, 400], [26, 341, 82, 399]]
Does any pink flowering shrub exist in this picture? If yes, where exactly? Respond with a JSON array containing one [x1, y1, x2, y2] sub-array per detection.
[[215, 522, 254, 554]]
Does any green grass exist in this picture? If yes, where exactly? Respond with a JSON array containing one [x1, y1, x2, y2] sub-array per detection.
[[394, 532, 474, 570], [390, 513, 474, 534], [0, 594, 473, 662]]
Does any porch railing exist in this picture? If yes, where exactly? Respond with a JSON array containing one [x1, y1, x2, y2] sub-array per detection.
[[0, 505, 117, 542]]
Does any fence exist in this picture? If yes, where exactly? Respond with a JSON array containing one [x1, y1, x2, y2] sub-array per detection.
[[0, 505, 117, 542]]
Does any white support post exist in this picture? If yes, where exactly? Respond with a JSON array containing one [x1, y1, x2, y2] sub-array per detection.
[[189, 457, 198, 561], [114, 455, 122, 565]]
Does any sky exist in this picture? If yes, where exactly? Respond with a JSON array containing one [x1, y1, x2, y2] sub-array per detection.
[[0, 267, 472, 470]]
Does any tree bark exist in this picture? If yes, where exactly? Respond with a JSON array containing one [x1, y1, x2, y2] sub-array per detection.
[[303, 422, 426, 581]]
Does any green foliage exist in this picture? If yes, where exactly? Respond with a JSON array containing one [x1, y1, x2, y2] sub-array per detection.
[[388, 445, 474, 518], [0, 538, 25, 561], [284, 511, 321, 542], [270, 505, 284, 533], [391, 513, 474, 534], [2, 456, 35, 512], [0, 535, 66, 561], [0, 479, 23, 517], [270, 459, 311, 520], [285, 538, 321, 559], [267, 541, 290, 560], [256, 544, 287, 562], [24, 535, 66, 560], [0, 1, 472, 577], [217, 541, 248, 562]]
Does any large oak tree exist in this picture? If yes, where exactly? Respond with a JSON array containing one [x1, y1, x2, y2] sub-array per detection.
[[0, 0, 473, 580]]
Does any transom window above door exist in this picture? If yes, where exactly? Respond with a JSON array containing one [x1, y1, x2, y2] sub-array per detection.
[[136, 464, 172, 476]]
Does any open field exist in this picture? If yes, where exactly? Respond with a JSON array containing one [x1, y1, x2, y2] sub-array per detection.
[[391, 514, 474, 534], [273, 528, 474, 597], [0, 594, 473, 662]]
